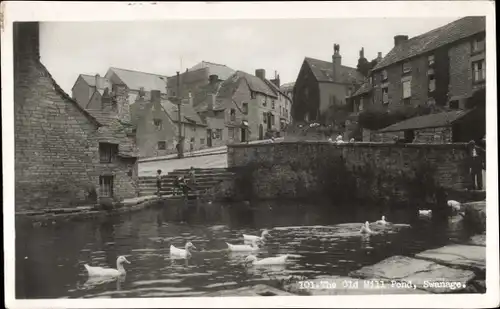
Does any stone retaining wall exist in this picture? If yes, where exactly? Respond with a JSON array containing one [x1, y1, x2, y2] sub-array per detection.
[[227, 141, 473, 205]]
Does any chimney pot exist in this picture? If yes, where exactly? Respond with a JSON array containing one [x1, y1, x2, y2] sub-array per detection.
[[151, 90, 161, 104], [209, 74, 219, 84], [394, 35, 409, 47], [255, 69, 266, 80], [332, 43, 342, 80]]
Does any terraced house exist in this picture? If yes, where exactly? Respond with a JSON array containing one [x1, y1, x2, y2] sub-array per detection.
[[14, 22, 139, 212], [192, 69, 289, 144], [366, 16, 486, 142]]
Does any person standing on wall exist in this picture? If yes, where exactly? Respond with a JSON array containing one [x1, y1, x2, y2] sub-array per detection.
[[467, 140, 485, 190], [156, 169, 162, 196], [190, 138, 194, 156]]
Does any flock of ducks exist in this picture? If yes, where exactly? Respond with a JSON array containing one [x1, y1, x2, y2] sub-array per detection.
[[84, 229, 286, 279], [84, 200, 464, 279]]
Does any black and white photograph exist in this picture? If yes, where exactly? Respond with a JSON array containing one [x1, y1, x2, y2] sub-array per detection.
[[2, 1, 498, 308]]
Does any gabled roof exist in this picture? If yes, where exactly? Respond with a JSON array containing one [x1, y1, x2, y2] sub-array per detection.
[[351, 81, 373, 97], [80, 74, 112, 88], [40, 64, 101, 127], [280, 82, 295, 91], [85, 109, 139, 157], [160, 100, 206, 126], [304, 57, 365, 84], [238, 71, 277, 97], [264, 79, 291, 101], [189, 61, 236, 80], [373, 16, 486, 71], [106, 67, 168, 93], [378, 109, 473, 133]]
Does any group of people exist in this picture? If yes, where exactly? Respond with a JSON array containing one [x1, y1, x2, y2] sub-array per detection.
[[328, 134, 355, 144], [156, 166, 197, 197]]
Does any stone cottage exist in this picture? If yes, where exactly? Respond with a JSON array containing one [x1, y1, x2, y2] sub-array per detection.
[[14, 22, 139, 211]]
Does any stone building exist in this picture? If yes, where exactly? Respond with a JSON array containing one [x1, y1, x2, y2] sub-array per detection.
[[370, 16, 486, 110], [14, 22, 139, 211], [264, 72, 293, 131], [71, 67, 168, 110], [292, 44, 365, 124], [166, 61, 235, 99], [192, 70, 286, 144]]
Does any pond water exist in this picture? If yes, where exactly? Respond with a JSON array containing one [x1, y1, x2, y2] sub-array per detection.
[[16, 200, 473, 298]]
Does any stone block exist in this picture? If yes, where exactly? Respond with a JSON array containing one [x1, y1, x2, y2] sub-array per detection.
[[415, 244, 486, 273]]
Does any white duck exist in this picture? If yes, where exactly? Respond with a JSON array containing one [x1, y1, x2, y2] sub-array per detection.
[[170, 242, 197, 258], [447, 200, 461, 212], [360, 221, 373, 234], [375, 216, 388, 225], [419, 209, 433, 217], [244, 254, 289, 266], [243, 230, 270, 242], [84, 255, 130, 277], [226, 241, 261, 252]]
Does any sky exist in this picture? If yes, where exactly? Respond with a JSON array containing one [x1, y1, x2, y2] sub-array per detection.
[[40, 17, 463, 94]]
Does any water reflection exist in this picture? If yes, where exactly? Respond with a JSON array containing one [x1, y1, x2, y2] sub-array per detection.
[[16, 200, 474, 298]]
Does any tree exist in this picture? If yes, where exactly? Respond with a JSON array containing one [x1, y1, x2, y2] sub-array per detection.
[[465, 88, 485, 109]]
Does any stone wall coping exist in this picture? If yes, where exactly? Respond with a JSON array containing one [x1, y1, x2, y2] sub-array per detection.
[[227, 141, 470, 149]]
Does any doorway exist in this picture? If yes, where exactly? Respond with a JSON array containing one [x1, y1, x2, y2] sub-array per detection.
[[206, 129, 213, 147], [241, 128, 247, 143], [259, 124, 264, 140]]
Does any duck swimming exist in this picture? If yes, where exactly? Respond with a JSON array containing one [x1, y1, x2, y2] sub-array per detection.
[[419, 209, 432, 217], [375, 216, 388, 225], [244, 254, 289, 266], [226, 240, 261, 252], [447, 200, 461, 212], [243, 230, 269, 242], [360, 221, 373, 234], [170, 242, 197, 258], [84, 255, 130, 277]]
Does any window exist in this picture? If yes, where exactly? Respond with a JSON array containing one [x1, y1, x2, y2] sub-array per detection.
[[402, 62, 412, 74], [157, 141, 166, 150], [153, 119, 162, 131], [382, 87, 389, 104], [449, 100, 459, 109], [472, 60, 486, 82], [230, 108, 236, 121], [242, 103, 248, 115], [99, 175, 114, 198], [200, 138, 205, 145], [262, 97, 267, 107], [472, 37, 485, 53], [402, 80, 412, 99], [216, 129, 223, 140], [427, 97, 436, 106], [263, 112, 267, 124], [381, 70, 388, 81], [347, 88, 352, 97], [271, 114, 275, 126], [359, 97, 364, 111], [427, 68, 436, 93], [228, 127, 235, 139], [251, 91, 256, 99], [428, 55, 435, 67], [271, 100, 275, 109], [99, 143, 118, 163]]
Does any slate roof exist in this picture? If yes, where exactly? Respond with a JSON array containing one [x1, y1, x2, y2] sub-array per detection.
[[192, 70, 278, 113], [378, 109, 473, 132], [105, 67, 168, 93], [85, 109, 139, 157], [280, 82, 295, 91], [373, 16, 486, 71], [80, 74, 112, 88], [264, 79, 291, 101], [304, 57, 365, 84], [189, 61, 236, 80], [351, 81, 373, 97], [160, 100, 207, 126]]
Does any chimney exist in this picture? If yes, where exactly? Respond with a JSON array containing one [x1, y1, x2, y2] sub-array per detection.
[[14, 22, 40, 64], [208, 94, 216, 110], [377, 52, 383, 61], [394, 35, 409, 47], [332, 43, 342, 81], [255, 69, 266, 80], [95, 74, 102, 89], [270, 73, 281, 88], [359, 47, 365, 59], [189, 92, 194, 106], [150, 90, 161, 105], [101, 87, 111, 110], [209, 74, 219, 84], [112, 83, 131, 122]]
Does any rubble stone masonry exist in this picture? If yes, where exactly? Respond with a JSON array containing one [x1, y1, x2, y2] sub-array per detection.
[[227, 141, 472, 204], [14, 23, 100, 211]]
